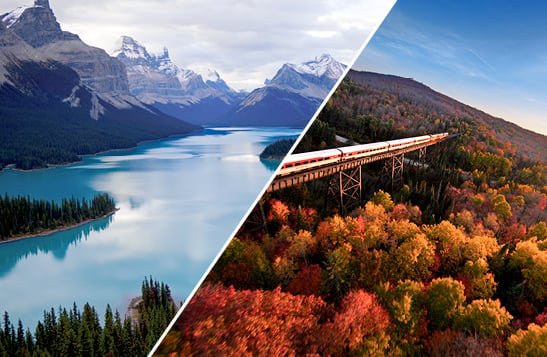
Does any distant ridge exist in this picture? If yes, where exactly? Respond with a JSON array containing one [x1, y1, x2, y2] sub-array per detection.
[[345, 69, 547, 161]]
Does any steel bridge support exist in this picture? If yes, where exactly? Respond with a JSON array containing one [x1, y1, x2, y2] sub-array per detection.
[[327, 166, 362, 213], [418, 146, 426, 162], [381, 153, 404, 193], [243, 200, 268, 234]]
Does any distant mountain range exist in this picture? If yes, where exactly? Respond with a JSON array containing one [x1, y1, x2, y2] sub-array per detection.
[[112, 36, 346, 127], [111, 35, 246, 126], [0, 0, 346, 169]]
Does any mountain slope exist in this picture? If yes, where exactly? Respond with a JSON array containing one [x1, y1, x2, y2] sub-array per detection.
[[343, 69, 547, 161], [269, 53, 345, 99], [223, 86, 322, 127], [0, 57, 198, 170]]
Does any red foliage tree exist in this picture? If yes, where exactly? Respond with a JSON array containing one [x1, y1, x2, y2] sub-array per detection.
[[167, 283, 329, 356], [286, 264, 324, 296], [323, 290, 391, 356]]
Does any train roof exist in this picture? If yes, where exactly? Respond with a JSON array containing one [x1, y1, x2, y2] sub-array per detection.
[[338, 141, 388, 153], [283, 148, 341, 163], [387, 137, 414, 146]]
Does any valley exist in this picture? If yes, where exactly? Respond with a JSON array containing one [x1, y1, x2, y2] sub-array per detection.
[[0, 0, 345, 170]]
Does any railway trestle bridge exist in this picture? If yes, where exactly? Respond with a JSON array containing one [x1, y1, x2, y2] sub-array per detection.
[[245, 133, 452, 233], [268, 133, 451, 212]]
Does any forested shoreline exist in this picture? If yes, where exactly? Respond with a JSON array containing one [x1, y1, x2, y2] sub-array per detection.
[[0, 193, 116, 241], [259, 138, 296, 160]]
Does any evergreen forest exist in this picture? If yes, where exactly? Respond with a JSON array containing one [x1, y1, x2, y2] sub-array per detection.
[[259, 138, 296, 160], [0, 193, 116, 241], [0, 277, 178, 356], [156, 71, 547, 356]]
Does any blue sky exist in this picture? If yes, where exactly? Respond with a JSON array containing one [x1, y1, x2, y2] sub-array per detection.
[[354, 0, 547, 136]]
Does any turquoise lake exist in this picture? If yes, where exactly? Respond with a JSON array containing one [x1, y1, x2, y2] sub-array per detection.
[[0, 127, 299, 326]]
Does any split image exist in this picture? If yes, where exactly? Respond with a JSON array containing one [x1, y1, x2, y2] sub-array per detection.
[[0, 0, 396, 355]]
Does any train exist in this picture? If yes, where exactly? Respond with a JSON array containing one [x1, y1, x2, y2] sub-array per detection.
[[278, 133, 448, 177]]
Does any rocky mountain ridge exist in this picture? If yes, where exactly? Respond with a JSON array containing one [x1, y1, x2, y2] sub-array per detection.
[[112, 35, 239, 105], [111, 35, 246, 125], [3, 0, 129, 95], [0, 0, 199, 170]]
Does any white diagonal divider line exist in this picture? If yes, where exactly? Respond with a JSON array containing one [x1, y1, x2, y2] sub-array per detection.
[[147, 1, 399, 355]]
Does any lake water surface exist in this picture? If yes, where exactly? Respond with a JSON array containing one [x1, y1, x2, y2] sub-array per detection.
[[0, 127, 299, 326]]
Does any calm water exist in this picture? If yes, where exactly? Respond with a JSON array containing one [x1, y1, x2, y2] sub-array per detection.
[[0, 127, 299, 326]]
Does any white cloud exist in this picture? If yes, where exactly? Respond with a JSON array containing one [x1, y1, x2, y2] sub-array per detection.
[[1, 0, 395, 90], [361, 11, 503, 84]]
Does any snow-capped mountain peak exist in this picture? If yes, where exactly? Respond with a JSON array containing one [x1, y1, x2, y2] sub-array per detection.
[[112, 35, 241, 113], [151, 47, 170, 63], [111, 35, 151, 61], [291, 53, 345, 79], [2, 0, 55, 29], [266, 54, 346, 99], [153, 48, 181, 76], [196, 68, 237, 93]]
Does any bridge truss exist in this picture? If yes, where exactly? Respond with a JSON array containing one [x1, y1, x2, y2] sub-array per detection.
[[267, 141, 440, 213]]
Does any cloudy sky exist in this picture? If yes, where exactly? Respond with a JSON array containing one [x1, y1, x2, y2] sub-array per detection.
[[354, 0, 547, 136], [1, 0, 395, 91]]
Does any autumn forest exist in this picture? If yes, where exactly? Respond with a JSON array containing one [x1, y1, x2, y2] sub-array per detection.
[[157, 71, 547, 356]]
